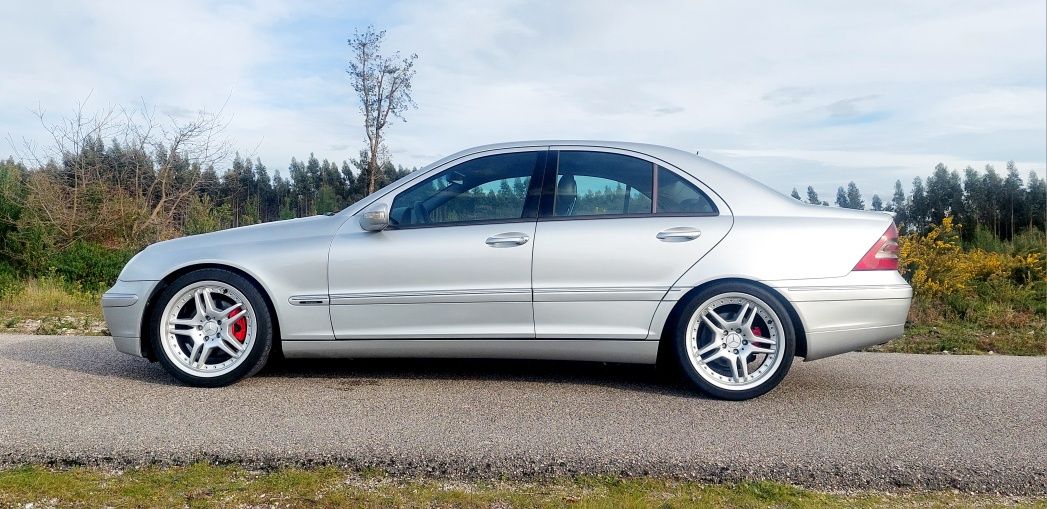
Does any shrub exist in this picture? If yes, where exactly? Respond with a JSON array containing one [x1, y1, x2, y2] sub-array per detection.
[[48, 242, 137, 292], [899, 216, 1046, 299]]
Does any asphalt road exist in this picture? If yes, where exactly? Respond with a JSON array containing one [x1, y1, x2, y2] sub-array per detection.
[[0, 334, 1044, 494]]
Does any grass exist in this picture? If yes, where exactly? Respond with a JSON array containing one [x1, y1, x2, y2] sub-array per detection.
[[869, 296, 1046, 356], [0, 463, 1042, 508], [0, 278, 106, 335]]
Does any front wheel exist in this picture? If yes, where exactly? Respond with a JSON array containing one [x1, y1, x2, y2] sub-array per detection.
[[670, 282, 796, 400], [149, 268, 273, 387]]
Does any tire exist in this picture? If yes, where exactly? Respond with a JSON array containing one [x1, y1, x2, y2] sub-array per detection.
[[669, 282, 796, 400], [148, 268, 273, 387]]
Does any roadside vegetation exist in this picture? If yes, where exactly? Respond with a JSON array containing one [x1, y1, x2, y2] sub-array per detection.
[[0, 463, 1041, 508]]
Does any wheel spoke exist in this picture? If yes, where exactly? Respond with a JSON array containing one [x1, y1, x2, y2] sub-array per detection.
[[195, 345, 211, 366], [701, 348, 726, 364], [704, 308, 730, 330], [167, 327, 195, 338], [738, 357, 750, 379], [202, 289, 222, 317], [742, 305, 757, 327], [750, 345, 774, 354], [696, 341, 720, 356], [728, 355, 740, 382], [216, 340, 239, 358], [222, 334, 245, 352], [219, 302, 243, 319], [700, 315, 723, 334], [735, 303, 750, 325]]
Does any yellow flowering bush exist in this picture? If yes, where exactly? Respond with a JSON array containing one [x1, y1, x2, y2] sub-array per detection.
[[899, 216, 1046, 298]]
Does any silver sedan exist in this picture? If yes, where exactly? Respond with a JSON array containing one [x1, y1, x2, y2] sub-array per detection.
[[102, 141, 911, 399]]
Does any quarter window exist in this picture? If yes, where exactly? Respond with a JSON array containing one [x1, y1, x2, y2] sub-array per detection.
[[390, 152, 541, 227], [657, 166, 717, 214]]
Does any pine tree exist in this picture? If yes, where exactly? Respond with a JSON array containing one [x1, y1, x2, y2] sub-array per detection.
[[845, 182, 864, 210], [806, 186, 821, 205], [871, 194, 883, 211], [790, 188, 802, 200], [834, 187, 849, 208]]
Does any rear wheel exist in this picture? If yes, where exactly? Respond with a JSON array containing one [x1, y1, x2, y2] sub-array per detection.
[[149, 269, 272, 387], [670, 282, 795, 400]]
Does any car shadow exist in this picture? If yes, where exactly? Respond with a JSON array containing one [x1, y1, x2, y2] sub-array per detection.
[[257, 355, 698, 397], [0, 336, 699, 397]]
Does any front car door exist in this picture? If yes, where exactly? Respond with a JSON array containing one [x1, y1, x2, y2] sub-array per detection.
[[327, 148, 546, 339], [531, 147, 733, 339]]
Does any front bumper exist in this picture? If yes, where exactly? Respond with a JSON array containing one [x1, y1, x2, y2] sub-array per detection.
[[769, 271, 912, 361], [101, 279, 158, 358]]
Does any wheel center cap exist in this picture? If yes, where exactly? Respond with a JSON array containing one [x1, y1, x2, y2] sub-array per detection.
[[202, 321, 219, 336], [726, 333, 743, 349]]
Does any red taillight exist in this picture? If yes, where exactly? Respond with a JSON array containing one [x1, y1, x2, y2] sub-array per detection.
[[853, 223, 899, 271]]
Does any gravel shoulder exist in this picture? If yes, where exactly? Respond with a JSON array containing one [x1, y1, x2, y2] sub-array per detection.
[[0, 334, 1044, 494]]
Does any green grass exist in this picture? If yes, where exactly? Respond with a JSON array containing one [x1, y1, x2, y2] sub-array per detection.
[[0, 464, 1041, 508], [0, 277, 106, 335]]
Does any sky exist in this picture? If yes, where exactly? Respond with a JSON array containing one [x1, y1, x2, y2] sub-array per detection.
[[1, 0, 1045, 201]]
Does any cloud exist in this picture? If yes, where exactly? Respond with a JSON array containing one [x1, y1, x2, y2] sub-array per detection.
[[0, 0, 1043, 199]]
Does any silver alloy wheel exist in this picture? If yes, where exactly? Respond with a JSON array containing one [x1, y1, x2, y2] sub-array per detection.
[[158, 280, 257, 378], [685, 292, 784, 391]]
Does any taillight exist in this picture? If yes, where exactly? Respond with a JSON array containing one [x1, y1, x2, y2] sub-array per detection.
[[853, 223, 899, 271]]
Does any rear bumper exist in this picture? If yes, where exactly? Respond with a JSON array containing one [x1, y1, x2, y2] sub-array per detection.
[[768, 271, 912, 361], [101, 279, 158, 358]]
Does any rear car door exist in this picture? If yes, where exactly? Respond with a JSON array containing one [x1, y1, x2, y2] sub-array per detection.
[[531, 147, 733, 338]]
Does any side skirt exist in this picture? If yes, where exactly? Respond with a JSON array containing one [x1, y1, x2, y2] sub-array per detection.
[[281, 339, 660, 364]]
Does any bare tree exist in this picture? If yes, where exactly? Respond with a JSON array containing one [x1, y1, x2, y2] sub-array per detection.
[[347, 26, 417, 194], [9, 99, 229, 250]]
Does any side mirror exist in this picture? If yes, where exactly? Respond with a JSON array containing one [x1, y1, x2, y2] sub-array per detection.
[[359, 203, 390, 231]]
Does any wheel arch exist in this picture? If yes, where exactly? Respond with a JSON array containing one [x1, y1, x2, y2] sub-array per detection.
[[657, 277, 808, 361], [138, 263, 282, 361]]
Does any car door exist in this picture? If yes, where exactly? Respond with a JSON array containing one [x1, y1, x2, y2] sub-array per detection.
[[327, 148, 546, 339], [531, 147, 733, 339]]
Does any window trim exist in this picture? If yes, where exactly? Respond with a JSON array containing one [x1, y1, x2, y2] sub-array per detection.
[[386, 149, 548, 230], [537, 149, 719, 221]]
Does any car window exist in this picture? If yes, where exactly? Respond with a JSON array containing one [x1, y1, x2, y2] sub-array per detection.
[[657, 166, 717, 214], [553, 151, 653, 217], [390, 152, 540, 227]]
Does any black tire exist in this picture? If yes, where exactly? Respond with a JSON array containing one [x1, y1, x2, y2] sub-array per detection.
[[668, 281, 796, 400], [148, 268, 273, 387]]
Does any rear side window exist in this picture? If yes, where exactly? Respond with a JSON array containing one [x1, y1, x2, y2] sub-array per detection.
[[553, 151, 653, 217], [657, 166, 717, 214]]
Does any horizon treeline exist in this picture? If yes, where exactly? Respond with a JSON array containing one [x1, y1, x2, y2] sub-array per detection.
[[790, 161, 1045, 241]]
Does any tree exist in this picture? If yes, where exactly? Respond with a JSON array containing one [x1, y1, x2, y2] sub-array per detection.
[[347, 26, 418, 194], [1002, 161, 1024, 239], [909, 177, 928, 232], [845, 181, 864, 210], [834, 187, 848, 208], [790, 188, 802, 200], [871, 194, 883, 211], [805, 186, 821, 205], [1026, 171, 1046, 231]]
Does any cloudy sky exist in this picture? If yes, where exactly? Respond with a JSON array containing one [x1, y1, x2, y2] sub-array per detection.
[[2, 0, 1044, 200]]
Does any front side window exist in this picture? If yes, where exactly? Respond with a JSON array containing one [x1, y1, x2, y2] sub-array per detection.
[[552, 151, 653, 217], [390, 151, 541, 227]]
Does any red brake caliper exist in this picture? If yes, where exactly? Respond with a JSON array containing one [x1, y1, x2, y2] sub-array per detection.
[[231, 316, 248, 342], [751, 325, 763, 337]]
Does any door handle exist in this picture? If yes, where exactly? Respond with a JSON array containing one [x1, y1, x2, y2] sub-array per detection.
[[656, 227, 702, 242], [485, 232, 531, 247]]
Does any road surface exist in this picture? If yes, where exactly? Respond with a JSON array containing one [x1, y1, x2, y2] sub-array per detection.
[[0, 334, 1044, 493]]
